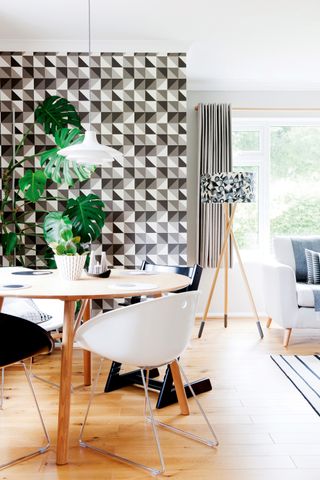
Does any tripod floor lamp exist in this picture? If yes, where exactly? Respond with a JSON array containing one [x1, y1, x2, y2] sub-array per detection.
[[198, 171, 264, 340]]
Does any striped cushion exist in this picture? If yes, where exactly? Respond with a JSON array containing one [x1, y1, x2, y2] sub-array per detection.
[[2, 298, 52, 324], [305, 249, 314, 283], [305, 249, 320, 284]]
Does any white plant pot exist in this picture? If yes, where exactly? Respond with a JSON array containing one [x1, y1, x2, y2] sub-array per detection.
[[55, 255, 86, 281]]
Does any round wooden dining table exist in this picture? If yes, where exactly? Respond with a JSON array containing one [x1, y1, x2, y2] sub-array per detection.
[[0, 268, 191, 465]]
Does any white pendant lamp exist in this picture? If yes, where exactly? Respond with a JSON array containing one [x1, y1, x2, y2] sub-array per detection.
[[58, 131, 123, 164], [58, 0, 122, 165]]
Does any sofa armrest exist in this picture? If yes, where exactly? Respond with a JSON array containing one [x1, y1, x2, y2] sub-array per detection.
[[262, 259, 299, 328]]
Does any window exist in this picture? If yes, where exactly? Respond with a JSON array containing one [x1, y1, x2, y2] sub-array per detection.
[[233, 165, 260, 249], [232, 119, 320, 251], [233, 130, 261, 154]]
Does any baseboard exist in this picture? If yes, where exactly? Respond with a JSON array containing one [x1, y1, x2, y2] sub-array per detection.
[[195, 312, 269, 321]]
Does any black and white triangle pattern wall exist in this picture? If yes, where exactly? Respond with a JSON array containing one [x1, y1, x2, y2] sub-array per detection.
[[0, 52, 187, 270]]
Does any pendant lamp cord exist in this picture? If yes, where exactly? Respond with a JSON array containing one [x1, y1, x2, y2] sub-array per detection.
[[88, 0, 92, 129]]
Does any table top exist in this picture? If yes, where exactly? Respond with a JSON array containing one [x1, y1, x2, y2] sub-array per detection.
[[0, 267, 191, 300]]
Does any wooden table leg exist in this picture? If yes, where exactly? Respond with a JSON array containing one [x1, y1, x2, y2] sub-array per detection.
[[56, 300, 75, 465], [83, 300, 91, 386], [0, 297, 3, 311], [170, 360, 190, 415]]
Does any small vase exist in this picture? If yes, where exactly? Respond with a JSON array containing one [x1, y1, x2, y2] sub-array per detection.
[[55, 255, 86, 281]]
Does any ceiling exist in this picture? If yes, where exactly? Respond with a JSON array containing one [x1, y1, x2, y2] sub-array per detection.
[[1, 0, 320, 91]]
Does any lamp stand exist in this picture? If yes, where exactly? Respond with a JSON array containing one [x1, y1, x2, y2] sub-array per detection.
[[198, 204, 264, 339]]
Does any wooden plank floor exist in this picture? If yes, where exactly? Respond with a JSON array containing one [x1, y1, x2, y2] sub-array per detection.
[[1, 319, 320, 479]]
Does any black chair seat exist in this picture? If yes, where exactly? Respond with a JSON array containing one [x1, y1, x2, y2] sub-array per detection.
[[0, 313, 54, 368]]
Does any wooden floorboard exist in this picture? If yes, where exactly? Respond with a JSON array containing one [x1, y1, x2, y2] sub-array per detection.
[[1, 319, 320, 479]]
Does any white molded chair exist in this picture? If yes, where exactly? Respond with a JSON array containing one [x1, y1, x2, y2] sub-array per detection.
[[75, 291, 218, 476]]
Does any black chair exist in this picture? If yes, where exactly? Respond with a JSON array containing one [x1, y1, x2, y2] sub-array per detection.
[[128, 261, 203, 304], [104, 262, 212, 409], [0, 313, 53, 469]]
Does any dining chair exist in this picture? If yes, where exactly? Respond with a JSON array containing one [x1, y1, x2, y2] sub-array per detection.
[[104, 262, 205, 409], [75, 292, 218, 476], [30, 299, 88, 390], [1, 295, 64, 390], [120, 261, 203, 306], [0, 312, 53, 469]]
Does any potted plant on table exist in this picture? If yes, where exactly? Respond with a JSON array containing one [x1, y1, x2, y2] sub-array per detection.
[[43, 193, 106, 280]]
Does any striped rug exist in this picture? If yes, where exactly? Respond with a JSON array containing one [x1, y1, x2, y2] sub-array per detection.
[[271, 354, 320, 416]]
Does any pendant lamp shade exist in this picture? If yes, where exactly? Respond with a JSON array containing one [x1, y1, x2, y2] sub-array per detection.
[[58, 131, 122, 165]]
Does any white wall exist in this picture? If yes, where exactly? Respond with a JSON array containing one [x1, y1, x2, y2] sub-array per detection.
[[187, 90, 320, 317]]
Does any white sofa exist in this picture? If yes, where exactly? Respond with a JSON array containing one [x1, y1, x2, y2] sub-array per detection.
[[263, 236, 320, 347]]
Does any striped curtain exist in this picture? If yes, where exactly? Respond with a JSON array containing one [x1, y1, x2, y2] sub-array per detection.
[[197, 104, 233, 268]]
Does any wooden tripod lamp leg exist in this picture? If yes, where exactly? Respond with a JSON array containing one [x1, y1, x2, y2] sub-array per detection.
[[198, 205, 237, 338], [230, 229, 264, 339], [223, 204, 229, 329]]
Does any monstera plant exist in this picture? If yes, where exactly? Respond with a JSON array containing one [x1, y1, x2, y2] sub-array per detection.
[[0, 95, 104, 266], [42, 194, 106, 279], [44, 194, 106, 255]]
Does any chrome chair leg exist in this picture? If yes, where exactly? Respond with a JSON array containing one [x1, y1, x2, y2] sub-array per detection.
[[143, 369, 149, 417], [79, 358, 104, 443], [0, 362, 50, 470], [79, 360, 165, 476], [29, 358, 76, 393], [145, 361, 219, 448], [141, 369, 165, 475]]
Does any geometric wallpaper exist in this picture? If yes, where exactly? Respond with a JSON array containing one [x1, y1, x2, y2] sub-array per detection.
[[0, 52, 187, 275]]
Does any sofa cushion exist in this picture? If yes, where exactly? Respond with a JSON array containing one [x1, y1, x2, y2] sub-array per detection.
[[2, 298, 52, 324], [305, 249, 320, 284], [305, 249, 315, 283], [291, 238, 320, 282], [273, 236, 320, 282], [296, 283, 316, 308]]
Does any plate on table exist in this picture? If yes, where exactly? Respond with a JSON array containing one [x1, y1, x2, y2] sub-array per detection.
[[0, 284, 31, 290], [116, 270, 156, 276], [109, 282, 158, 291], [11, 270, 53, 276]]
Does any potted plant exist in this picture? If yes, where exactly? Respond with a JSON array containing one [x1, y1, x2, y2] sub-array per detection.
[[43, 194, 106, 280], [0, 95, 96, 266]]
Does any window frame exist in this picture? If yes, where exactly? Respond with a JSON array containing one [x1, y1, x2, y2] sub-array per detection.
[[232, 117, 320, 252]]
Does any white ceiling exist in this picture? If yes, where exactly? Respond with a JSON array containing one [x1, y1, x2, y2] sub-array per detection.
[[1, 0, 320, 91]]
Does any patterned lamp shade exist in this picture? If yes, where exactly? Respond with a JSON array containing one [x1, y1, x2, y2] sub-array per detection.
[[200, 171, 255, 203]]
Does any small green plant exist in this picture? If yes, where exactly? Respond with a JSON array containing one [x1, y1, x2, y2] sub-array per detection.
[[43, 213, 84, 256], [43, 194, 106, 256]]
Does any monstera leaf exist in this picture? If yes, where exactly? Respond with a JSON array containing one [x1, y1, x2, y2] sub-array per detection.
[[39, 128, 95, 186], [2, 232, 17, 255], [43, 212, 73, 244], [19, 169, 47, 202], [64, 194, 106, 243], [35, 96, 81, 135]]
